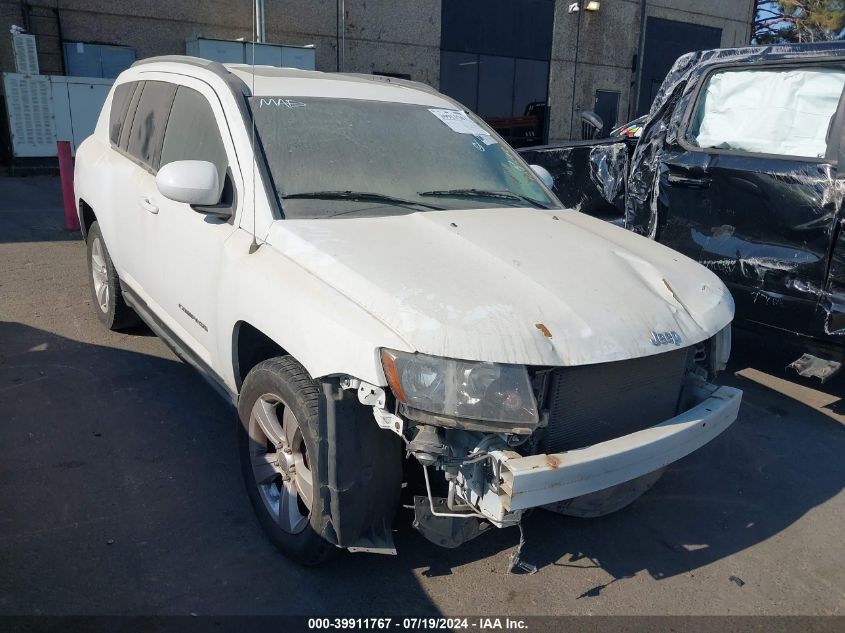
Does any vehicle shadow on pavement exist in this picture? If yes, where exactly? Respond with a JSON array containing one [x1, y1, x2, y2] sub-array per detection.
[[2, 321, 843, 613], [0, 321, 442, 616]]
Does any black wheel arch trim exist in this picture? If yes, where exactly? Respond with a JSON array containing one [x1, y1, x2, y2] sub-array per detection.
[[313, 379, 403, 552]]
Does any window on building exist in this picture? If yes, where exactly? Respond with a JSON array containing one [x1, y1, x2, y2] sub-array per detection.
[[126, 81, 177, 168], [688, 66, 845, 159], [439, 0, 554, 147], [160, 87, 229, 198]]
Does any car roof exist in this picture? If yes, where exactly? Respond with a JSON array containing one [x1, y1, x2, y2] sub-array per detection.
[[676, 40, 845, 76], [131, 55, 458, 108]]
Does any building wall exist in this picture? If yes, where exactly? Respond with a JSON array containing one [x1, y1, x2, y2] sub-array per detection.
[[548, 0, 755, 142], [0, 0, 753, 145], [0, 0, 441, 90]]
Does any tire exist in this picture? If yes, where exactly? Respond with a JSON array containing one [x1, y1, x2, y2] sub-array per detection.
[[238, 356, 337, 565], [543, 468, 666, 518], [86, 221, 139, 330]]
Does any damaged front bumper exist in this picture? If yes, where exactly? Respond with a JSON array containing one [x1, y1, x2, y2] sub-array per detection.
[[470, 381, 741, 522]]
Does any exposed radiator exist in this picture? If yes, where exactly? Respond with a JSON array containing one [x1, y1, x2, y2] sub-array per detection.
[[543, 348, 689, 453]]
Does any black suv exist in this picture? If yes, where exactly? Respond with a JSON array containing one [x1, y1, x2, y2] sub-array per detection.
[[523, 42, 845, 366]]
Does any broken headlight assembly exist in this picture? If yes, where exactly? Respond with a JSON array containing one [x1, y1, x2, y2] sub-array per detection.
[[380, 349, 539, 433]]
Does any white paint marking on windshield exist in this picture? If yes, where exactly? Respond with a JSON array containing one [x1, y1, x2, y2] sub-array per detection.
[[258, 99, 307, 109]]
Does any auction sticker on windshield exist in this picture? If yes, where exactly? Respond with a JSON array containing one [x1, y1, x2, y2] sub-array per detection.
[[429, 109, 497, 144]]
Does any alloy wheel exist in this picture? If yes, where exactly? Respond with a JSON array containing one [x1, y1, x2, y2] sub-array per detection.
[[248, 394, 314, 534], [90, 237, 109, 313]]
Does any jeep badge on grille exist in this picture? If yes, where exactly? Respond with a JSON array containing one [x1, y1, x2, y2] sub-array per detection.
[[651, 330, 682, 346]]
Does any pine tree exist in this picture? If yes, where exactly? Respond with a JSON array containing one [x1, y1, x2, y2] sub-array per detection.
[[754, 0, 845, 43]]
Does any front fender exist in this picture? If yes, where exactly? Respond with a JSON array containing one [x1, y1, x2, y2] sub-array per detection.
[[216, 229, 412, 392]]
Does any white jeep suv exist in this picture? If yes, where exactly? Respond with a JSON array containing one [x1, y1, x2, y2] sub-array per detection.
[[75, 56, 742, 565]]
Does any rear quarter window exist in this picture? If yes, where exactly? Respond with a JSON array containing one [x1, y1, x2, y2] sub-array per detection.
[[108, 82, 136, 145]]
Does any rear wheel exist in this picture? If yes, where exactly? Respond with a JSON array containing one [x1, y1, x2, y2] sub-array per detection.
[[238, 356, 337, 565], [86, 221, 138, 330]]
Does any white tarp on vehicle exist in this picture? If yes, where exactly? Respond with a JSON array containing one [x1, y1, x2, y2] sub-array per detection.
[[690, 67, 845, 158]]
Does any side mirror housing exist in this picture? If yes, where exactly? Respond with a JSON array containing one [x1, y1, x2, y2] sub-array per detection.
[[156, 160, 220, 206], [530, 164, 554, 190]]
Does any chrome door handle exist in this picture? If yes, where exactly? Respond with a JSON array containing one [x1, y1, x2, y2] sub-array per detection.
[[140, 196, 159, 214]]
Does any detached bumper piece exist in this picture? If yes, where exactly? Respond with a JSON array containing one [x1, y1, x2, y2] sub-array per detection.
[[493, 384, 742, 511]]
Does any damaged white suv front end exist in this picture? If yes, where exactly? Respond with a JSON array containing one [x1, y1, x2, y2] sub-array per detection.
[[352, 324, 739, 552]]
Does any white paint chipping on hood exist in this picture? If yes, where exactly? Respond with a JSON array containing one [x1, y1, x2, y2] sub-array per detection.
[[266, 208, 734, 367]]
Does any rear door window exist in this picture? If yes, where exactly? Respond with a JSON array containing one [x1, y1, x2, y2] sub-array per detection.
[[108, 82, 137, 145], [117, 81, 144, 151], [159, 86, 229, 197], [687, 66, 845, 159], [126, 80, 178, 169]]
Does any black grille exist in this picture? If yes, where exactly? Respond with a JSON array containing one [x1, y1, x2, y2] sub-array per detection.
[[543, 349, 688, 453]]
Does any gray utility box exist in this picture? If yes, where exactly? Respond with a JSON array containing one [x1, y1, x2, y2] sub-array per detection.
[[185, 38, 315, 70], [63, 42, 136, 78]]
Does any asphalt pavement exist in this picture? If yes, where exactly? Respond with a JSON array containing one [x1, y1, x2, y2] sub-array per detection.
[[1, 176, 844, 616]]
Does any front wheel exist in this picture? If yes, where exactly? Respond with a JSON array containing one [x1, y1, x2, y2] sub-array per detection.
[[544, 468, 665, 518], [237, 356, 337, 565]]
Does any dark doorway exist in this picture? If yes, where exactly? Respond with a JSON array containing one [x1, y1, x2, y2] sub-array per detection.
[[637, 17, 722, 115], [594, 90, 620, 138]]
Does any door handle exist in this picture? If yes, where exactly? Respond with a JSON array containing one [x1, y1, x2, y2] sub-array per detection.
[[666, 172, 711, 189], [139, 196, 159, 214]]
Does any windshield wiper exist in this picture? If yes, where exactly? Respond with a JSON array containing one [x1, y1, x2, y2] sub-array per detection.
[[281, 190, 444, 211], [418, 188, 550, 209]]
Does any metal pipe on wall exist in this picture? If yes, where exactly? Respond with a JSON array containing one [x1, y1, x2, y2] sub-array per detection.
[[337, 0, 345, 71], [568, 7, 582, 139], [255, 0, 266, 44], [631, 0, 648, 118]]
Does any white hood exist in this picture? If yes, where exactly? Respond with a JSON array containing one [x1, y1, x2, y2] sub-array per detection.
[[266, 208, 734, 367]]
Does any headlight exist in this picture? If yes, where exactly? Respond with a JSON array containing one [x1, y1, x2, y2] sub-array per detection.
[[380, 349, 539, 427]]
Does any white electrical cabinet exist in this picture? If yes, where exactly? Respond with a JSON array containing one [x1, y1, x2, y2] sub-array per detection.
[[3, 72, 113, 157], [51, 76, 113, 152], [3, 73, 54, 157], [12, 32, 39, 74]]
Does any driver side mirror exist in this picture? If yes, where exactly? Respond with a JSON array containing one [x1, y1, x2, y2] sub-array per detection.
[[530, 164, 555, 190], [156, 160, 221, 206]]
